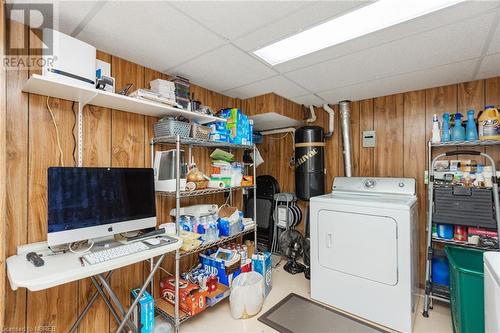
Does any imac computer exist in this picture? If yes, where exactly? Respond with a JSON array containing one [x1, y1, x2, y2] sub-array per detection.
[[47, 167, 156, 247]]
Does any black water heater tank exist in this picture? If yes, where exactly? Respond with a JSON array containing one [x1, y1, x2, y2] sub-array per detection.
[[295, 126, 325, 201]]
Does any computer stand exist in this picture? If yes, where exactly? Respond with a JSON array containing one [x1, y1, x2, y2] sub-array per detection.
[[69, 253, 167, 333]]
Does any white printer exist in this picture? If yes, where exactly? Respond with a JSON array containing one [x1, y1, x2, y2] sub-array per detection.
[[43, 29, 96, 88]]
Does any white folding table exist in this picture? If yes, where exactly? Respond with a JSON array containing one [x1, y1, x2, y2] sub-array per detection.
[[6, 237, 182, 333]]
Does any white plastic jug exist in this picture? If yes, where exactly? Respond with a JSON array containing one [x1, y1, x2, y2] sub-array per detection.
[[229, 272, 265, 319]]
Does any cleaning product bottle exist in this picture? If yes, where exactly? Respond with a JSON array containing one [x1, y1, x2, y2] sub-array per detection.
[[465, 109, 478, 141], [451, 113, 465, 142], [478, 105, 500, 140], [441, 112, 450, 142], [431, 114, 441, 143]]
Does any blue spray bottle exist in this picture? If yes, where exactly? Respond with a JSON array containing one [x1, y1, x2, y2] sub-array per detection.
[[451, 113, 465, 142], [465, 109, 478, 141], [441, 112, 450, 142]]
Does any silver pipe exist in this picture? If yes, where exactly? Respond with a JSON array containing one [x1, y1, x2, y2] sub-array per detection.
[[339, 100, 353, 177]]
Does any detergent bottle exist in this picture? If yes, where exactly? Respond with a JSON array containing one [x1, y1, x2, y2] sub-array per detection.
[[441, 112, 450, 142], [478, 105, 500, 140], [451, 113, 465, 142], [465, 109, 478, 141]]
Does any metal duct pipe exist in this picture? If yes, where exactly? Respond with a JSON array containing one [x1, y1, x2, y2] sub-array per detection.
[[339, 100, 353, 177]]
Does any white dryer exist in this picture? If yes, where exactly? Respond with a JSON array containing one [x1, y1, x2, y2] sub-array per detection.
[[310, 177, 419, 333]]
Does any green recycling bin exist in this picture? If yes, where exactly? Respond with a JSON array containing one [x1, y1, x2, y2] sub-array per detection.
[[445, 246, 485, 333]]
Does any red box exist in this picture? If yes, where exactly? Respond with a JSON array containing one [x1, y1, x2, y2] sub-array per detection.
[[241, 259, 252, 273], [159, 278, 208, 316]]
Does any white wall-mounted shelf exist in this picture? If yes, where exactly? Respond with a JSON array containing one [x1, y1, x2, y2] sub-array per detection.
[[22, 74, 224, 124]]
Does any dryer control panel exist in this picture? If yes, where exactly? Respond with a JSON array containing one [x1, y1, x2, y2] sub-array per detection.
[[332, 177, 415, 196]]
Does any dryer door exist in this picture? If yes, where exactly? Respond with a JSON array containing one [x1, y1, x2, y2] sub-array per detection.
[[317, 209, 398, 286]]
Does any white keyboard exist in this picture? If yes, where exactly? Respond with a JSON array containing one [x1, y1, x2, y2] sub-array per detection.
[[82, 242, 150, 265]]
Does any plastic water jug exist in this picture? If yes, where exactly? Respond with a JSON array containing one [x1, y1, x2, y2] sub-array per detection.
[[451, 113, 465, 142], [441, 112, 450, 142], [465, 110, 478, 141], [478, 105, 500, 140]]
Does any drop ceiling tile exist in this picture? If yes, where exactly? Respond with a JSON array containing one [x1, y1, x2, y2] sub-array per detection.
[[285, 12, 494, 93], [477, 53, 500, 79], [274, 1, 499, 73], [168, 1, 309, 41], [289, 94, 327, 106], [56, 1, 97, 35], [487, 19, 500, 54], [75, 1, 226, 72], [223, 75, 308, 99], [317, 58, 478, 103], [170, 44, 276, 92], [234, 1, 369, 51]]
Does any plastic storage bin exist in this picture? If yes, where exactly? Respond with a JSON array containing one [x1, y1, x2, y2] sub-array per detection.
[[154, 119, 191, 138], [191, 124, 211, 140], [445, 246, 485, 333]]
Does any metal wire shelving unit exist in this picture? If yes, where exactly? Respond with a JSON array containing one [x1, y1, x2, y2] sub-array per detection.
[[157, 185, 255, 198], [422, 140, 500, 318], [150, 135, 257, 332]]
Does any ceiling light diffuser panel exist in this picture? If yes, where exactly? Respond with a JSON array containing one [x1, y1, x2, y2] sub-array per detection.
[[253, 0, 466, 66]]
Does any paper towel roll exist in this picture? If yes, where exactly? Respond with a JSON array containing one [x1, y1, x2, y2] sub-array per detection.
[[159, 223, 176, 236], [208, 180, 225, 189], [186, 182, 196, 191]]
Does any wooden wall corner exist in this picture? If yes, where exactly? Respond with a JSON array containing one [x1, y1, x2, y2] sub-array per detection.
[[0, 0, 7, 329]]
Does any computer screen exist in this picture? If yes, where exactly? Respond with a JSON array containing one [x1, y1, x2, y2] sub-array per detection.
[[47, 167, 156, 245]]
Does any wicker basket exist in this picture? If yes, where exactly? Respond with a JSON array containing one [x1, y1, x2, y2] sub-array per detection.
[[191, 124, 211, 140], [154, 119, 191, 138]]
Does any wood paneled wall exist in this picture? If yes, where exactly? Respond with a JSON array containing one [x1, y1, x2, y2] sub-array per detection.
[[4, 16, 500, 333], [255, 78, 500, 286], [3, 21, 242, 333], [0, 0, 6, 330]]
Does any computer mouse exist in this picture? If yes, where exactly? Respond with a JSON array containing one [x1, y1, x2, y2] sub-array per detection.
[[144, 238, 161, 246]]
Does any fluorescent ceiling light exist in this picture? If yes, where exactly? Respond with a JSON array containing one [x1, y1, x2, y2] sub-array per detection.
[[253, 0, 466, 66]]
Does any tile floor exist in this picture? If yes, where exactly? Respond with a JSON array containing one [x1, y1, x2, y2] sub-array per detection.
[[179, 265, 453, 333]]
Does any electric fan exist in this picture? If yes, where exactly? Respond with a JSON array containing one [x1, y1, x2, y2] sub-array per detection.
[[279, 229, 306, 274], [303, 238, 310, 280]]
